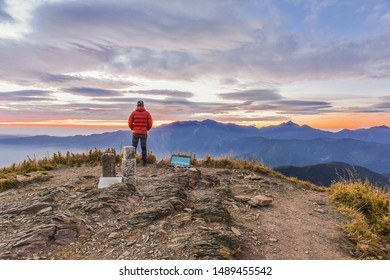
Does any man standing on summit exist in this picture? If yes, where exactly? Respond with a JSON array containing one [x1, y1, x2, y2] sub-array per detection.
[[128, 100, 153, 166]]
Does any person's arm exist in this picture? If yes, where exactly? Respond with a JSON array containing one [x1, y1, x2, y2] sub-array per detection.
[[128, 112, 134, 130], [147, 112, 153, 130]]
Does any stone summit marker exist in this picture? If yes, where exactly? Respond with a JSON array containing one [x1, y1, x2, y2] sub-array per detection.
[[98, 153, 122, 188], [122, 146, 136, 186]]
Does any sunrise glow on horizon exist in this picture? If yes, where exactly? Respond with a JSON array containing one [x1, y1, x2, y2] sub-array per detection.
[[1, 114, 389, 137], [0, 0, 389, 136]]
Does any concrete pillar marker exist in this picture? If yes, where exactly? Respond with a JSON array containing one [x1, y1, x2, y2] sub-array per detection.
[[122, 146, 136, 186], [98, 153, 122, 188]]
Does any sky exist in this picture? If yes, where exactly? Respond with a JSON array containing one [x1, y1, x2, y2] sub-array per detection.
[[0, 0, 389, 136]]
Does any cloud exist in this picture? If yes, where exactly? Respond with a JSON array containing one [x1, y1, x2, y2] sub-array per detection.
[[132, 90, 194, 98], [219, 88, 332, 115], [0, 1, 389, 85], [38, 73, 83, 84], [64, 87, 121, 97], [381, 95, 390, 100], [100, 96, 245, 119], [239, 99, 333, 115], [37, 72, 137, 90], [0, 42, 104, 83], [221, 32, 390, 81], [372, 101, 390, 110], [335, 95, 390, 113], [0, 0, 13, 22], [108, 47, 199, 80], [0, 100, 131, 122], [301, 0, 337, 28], [31, 0, 253, 51], [272, 100, 333, 114], [0, 86, 333, 122], [206, 115, 290, 123], [219, 89, 283, 101], [0, 90, 53, 102], [381, 12, 390, 23]]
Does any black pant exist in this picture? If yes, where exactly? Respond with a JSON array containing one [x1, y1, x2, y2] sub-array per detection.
[[132, 134, 147, 163]]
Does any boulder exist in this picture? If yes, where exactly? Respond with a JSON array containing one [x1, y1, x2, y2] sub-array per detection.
[[234, 195, 251, 202], [248, 195, 273, 207], [244, 173, 263, 180]]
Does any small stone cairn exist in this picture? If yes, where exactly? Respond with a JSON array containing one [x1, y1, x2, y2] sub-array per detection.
[[122, 146, 136, 186]]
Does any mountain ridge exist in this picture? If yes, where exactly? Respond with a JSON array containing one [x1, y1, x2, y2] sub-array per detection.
[[1, 119, 390, 142], [232, 136, 390, 174], [274, 162, 389, 188], [0, 119, 389, 173]]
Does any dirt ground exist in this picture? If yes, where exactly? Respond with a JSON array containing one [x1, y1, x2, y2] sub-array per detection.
[[0, 164, 355, 260]]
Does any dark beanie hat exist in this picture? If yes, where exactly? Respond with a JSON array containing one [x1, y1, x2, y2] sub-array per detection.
[[137, 100, 144, 106]]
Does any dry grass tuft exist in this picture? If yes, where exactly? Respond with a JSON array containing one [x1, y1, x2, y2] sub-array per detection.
[[331, 179, 390, 259]]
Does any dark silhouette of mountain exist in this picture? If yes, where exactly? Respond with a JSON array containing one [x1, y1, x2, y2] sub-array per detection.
[[147, 119, 260, 157], [275, 162, 389, 187], [0, 134, 28, 139], [256, 121, 333, 140], [1, 119, 389, 173], [232, 137, 390, 174], [0, 131, 132, 150], [334, 125, 390, 144], [256, 122, 390, 144]]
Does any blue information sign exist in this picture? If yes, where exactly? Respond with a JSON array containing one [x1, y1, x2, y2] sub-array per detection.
[[170, 155, 191, 167]]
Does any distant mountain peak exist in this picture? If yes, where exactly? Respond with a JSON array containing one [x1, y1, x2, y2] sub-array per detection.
[[280, 121, 300, 127], [371, 125, 390, 130], [201, 119, 218, 125], [285, 120, 296, 125]]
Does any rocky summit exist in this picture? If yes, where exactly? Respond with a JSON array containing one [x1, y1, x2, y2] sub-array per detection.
[[0, 164, 354, 260]]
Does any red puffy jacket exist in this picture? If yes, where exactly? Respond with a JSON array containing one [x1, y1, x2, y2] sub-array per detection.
[[128, 106, 153, 134]]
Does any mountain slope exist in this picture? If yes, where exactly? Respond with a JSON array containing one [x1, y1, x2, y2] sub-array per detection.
[[275, 162, 389, 187]]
